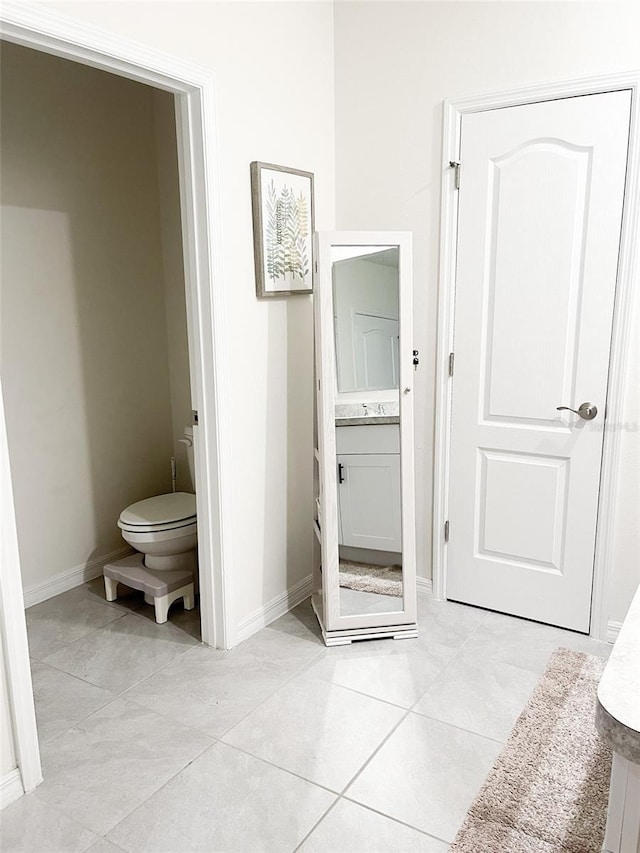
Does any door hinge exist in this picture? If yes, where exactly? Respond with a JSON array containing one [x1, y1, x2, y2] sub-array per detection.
[[314, 260, 318, 274], [449, 160, 461, 190], [448, 352, 455, 377], [444, 520, 450, 543], [191, 409, 199, 426]]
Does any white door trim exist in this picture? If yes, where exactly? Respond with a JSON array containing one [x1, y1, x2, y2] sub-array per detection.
[[1, 383, 41, 794], [0, 0, 236, 793], [433, 71, 640, 640]]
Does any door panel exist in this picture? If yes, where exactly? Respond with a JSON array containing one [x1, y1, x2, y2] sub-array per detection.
[[353, 313, 399, 390], [338, 453, 402, 551], [484, 141, 590, 424], [448, 91, 631, 632]]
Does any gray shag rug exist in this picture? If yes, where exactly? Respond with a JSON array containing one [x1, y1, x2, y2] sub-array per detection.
[[450, 647, 612, 853], [338, 560, 403, 597]]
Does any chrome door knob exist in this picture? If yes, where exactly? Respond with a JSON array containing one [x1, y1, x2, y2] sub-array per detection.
[[556, 402, 598, 420]]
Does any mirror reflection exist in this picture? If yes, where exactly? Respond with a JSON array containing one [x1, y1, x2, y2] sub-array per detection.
[[332, 246, 403, 617]]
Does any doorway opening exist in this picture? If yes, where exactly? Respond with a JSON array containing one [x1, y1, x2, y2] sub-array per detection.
[[2, 40, 203, 639], [0, 4, 233, 797]]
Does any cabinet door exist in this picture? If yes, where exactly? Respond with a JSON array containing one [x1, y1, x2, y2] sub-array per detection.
[[338, 454, 401, 552]]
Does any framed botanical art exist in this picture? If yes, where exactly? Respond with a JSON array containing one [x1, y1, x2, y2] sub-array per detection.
[[250, 161, 315, 297]]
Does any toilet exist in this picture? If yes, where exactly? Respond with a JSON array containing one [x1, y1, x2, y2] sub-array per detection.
[[117, 491, 197, 574], [103, 427, 198, 623]]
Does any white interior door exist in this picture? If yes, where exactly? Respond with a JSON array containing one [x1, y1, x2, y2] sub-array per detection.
[[353, 313, 399, 390], [447, 91, 631, 632]]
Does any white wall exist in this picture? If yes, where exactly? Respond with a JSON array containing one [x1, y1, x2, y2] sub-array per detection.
[[1, 43, 176, 592], [41, 1, 337, 625], [334, 1, 640, 624], [607, 288, 640, 624]]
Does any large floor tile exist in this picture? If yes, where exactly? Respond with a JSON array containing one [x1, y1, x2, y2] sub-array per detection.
[[464, 611, 610, 674], [41, 612, 198, 693], [86, 841, 126, 853], [107, 742, 335, 853], [346, 713, 501, 843], [299, 798, 449, 852], [222, 675, 404, 791], [125, 644, 294, 738], [82, 576, 142, 613], [134, 599, 202, 640], [302, 638, 455, 708], [413, 651, 539, 741], [31, 661, 114, 743], [237, 606, 325, 670], [35, 697, 212, 835], [416, 595, 489, 649], [26, 589, 125, 660], [0, 793, 98, 852]]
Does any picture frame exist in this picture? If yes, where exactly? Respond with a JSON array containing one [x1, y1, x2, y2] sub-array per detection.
[[250, 161, 315, 298]]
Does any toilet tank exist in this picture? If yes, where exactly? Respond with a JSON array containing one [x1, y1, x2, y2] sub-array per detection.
[[182, 426, 195, 492]]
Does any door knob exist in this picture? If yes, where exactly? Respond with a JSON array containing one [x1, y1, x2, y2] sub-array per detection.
[[556, 402, 598, 421]]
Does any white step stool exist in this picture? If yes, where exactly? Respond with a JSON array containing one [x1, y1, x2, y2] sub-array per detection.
[[103, 553, 195, 624]]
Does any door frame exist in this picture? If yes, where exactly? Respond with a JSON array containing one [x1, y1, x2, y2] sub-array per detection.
[[433, 71, 640, 641], [0, 1, 236, 795]]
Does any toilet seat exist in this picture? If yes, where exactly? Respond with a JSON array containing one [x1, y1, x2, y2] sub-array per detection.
[[118, 492, 196, 533]]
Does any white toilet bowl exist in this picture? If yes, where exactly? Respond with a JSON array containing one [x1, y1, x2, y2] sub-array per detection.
[[118, 491, 197, 573], [118, 426, 198, 576]]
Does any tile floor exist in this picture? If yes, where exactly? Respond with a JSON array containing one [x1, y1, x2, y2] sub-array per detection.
[[2, 580, 611, 852]]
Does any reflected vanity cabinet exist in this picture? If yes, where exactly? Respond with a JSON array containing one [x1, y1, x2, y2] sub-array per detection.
[[312, 231, 417, 646], [336, 424, 401, 553]]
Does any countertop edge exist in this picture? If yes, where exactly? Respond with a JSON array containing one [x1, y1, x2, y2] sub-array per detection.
[[335, 416, 400, 426], [596, 696, 640, 763]]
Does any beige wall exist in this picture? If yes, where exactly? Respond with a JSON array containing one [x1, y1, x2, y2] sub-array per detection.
[[153, 90, 193, 494], [334, 1, 640, 624], [1, 43, 178, 591], [31, 1, 337, 623]]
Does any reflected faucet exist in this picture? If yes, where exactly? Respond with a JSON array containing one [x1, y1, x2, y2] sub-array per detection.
[[362, 402, 385, 417]]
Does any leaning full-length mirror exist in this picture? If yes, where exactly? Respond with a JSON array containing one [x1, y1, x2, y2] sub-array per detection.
[[312, 231, 417, 645]]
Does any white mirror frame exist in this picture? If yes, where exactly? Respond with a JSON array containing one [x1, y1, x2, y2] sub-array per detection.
[[313, 231, 417, 644]]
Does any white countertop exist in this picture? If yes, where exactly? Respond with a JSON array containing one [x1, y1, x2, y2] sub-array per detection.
[[596, 583, 640, 763]]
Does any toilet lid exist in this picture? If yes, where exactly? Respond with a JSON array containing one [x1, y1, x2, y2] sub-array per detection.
[[119, 492, 196, 527]]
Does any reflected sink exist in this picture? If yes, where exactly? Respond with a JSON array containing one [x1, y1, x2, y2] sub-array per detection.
[[335, 402, 399, 426]]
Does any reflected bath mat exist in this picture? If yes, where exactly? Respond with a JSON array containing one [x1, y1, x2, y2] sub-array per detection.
[[450, 647, 611, 852], [338, 560, 402, 597]]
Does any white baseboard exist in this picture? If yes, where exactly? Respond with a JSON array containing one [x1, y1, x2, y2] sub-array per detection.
[[416, 576, 433, 595], [236, 574, 313, 644], [1, 768, 24, 810], [606, 619, 623, 644], [237, 574, 431, 645], [23, 547, 134, 609]]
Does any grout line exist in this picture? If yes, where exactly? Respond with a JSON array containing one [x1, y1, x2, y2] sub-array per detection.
[[291, 795, 342, 852], [336, 704, 414, 798], [31, 609, 130, 664], [40, 634, 198, 697], [90, 737, 218, 841], [321, 623, 499, 800], [290, 670, 415, 712], [406, 707, 506, 746], [339, 795, 452, 846], [218, 741, 341, 796]]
